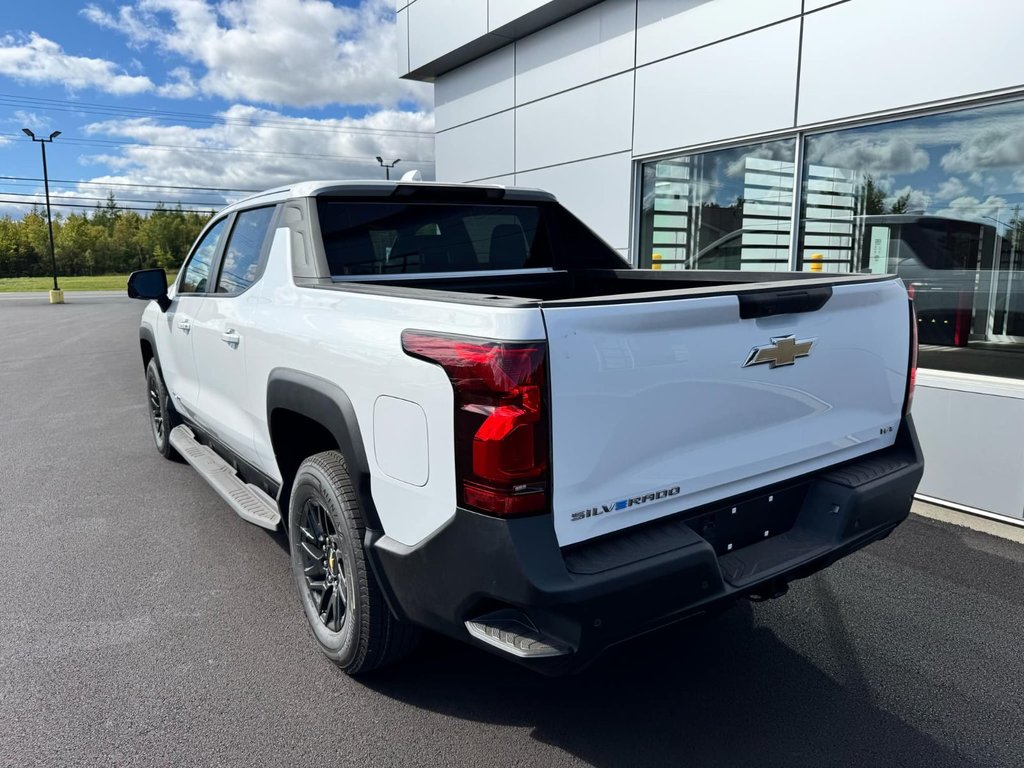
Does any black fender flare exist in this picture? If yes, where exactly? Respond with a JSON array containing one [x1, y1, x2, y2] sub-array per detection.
[[265, 368, 382, 531], [267, 368, 410, 620], [139, 323, 160, 372]]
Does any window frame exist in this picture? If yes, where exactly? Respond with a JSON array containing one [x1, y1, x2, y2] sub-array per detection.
[[175, 214, 234, 298], [211, 204, 280, 297]]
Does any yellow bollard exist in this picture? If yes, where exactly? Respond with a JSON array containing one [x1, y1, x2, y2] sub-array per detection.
[[651, 252, 662, 270], [809, 253, 823, 272]]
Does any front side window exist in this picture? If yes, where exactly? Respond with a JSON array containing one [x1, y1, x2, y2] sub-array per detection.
[[638, 139, 796, 271], [216, 206, 276, 295], [798, 100, 1024, 379], [179, 218, 228, 294]]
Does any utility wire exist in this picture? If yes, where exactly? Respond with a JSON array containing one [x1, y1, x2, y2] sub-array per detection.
[[0, 190, 229, 207], [0, 93, 434, 137], [0, 176, 261, 193], [1, 132, 434, 165], [0, 198, 214, 214]]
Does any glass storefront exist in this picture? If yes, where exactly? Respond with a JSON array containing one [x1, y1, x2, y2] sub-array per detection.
[[638, 99, 1024, 380], [638, 139, 795, 271]]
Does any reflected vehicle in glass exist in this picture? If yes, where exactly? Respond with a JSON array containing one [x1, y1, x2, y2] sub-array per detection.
[[691, 215, 1024, 347], [854, 215, 1023, 346]]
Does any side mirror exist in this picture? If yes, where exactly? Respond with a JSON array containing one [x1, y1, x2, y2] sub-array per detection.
[[127, 268, 170, 312]]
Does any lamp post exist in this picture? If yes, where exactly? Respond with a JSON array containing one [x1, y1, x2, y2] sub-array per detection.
[[376, 156, 400, 180], [22, 128, 62, 304]]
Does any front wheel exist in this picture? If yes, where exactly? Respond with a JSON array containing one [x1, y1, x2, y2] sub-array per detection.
[[145, 359, 180, 460], [288, 450, 419, 674]]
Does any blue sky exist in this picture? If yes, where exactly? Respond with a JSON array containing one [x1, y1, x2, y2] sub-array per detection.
[[0, 0, 434, 217]]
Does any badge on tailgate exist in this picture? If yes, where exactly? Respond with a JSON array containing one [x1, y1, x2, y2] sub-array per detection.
[[572, 486, 681, 522], [743, 335, 815, 369]]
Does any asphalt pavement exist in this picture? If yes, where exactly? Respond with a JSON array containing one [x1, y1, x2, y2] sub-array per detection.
[[1, 294, 1022, 768]]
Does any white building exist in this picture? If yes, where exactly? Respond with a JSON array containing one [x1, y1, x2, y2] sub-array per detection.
[[398, 0, 1024, 525]]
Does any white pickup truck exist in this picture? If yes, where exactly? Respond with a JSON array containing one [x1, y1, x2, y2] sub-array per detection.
[[127, 180, 923, 675]]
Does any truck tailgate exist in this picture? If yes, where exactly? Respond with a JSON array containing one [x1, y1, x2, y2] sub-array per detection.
[[542, 278, 910, 546]]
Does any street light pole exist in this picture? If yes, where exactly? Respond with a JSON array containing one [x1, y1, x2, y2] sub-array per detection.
[[376, 156, 401, 180], [22, 128, 62, 302]]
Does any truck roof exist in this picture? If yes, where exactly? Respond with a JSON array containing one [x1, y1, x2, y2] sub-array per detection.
[[222, 179, 558, 215]]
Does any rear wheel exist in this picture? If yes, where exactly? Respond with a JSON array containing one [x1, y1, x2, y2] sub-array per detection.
[[288, 450, 419, 674], [145, 359, 180, 460]]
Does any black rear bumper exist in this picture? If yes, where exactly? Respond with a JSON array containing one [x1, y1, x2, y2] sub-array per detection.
[[370, 417, 924, 673]]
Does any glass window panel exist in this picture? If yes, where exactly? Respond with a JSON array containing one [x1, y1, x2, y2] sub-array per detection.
[[639, 139, 796, 272], [216, 206, 275, 295], [798, 100, 1024, 379], [178, 217, 228, 294]]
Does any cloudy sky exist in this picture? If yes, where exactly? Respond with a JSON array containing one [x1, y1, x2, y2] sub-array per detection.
[[0, 0, 434, 217]]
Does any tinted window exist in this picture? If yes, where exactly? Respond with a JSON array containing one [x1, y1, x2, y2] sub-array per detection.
[[317, 201, 546, 276], [216, 207, 275, 294], [179, 218, 228, 294]]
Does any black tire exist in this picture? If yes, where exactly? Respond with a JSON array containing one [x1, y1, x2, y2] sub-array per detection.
[[145, 359, 181, 460], [288, 450, 420, 675]]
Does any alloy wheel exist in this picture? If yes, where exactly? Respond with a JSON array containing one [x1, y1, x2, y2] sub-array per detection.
[[298, 498, 349, 632]]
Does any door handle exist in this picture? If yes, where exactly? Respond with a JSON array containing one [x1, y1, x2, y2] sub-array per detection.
[[221, 330, 241, 346], [177, 318, 191, 333]]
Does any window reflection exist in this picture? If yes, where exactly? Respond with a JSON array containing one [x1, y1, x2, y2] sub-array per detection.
[[638, 139, 796, 272], [637, 100, 1024, 379], [799, 101, 1024, 379]]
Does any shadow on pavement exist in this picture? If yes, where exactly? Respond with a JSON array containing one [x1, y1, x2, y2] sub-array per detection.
[[365, 601, 973, 768]]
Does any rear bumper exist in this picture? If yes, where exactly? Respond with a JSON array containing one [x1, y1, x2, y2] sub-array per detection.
[[371, 417, 924, 673]]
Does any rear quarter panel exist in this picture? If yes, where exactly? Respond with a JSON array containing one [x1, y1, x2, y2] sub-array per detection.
[[245, 228, 547, 547]]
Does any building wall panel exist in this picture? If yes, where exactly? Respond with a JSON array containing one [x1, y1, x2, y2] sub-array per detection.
[[799, 0, 1024, 125], [516, 71, 633, 170], [408, 0, 488, 72], [515, 0, 635, 105], [633, 19, 800, 156], [636, 0, 801, 66], [435, 111, 515, 182], [434, 45, 515, 131]]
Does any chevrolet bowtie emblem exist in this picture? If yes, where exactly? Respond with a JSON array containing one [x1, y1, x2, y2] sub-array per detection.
[[743, 335, 815, 368]]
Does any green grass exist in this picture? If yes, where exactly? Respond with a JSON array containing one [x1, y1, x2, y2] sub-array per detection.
[[0, 273, 177, 293]]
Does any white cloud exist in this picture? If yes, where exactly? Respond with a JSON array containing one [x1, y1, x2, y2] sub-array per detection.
[[935, 177, 967, 200], [941, 126, 1024, 173], [934, 194, 1008, 224], [8, 110, 53, 134], [806, 134, 930, 175], [888, 185, 931, 214], [723, 142, 794, 177], [83, 0, 431, 109], [74, 104, 435, 207], [0, 33, 153, 95], [156, 66, 198, 98]]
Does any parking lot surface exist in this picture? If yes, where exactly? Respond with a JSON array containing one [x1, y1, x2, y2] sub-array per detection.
[[1, 295, 1022, 768]]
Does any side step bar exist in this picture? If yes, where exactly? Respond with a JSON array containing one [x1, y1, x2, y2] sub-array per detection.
[[169, 425, 281, 531], [465, 609, 571, 659]]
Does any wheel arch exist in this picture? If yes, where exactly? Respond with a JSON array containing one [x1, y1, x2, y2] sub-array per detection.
[[266, 368, 381, 531], [139, 324, 158, 372]]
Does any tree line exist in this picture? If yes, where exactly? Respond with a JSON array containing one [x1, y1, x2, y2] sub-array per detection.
[[0, 194, 214, 278]]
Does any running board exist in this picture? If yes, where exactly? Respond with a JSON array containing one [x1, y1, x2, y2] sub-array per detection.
[[169, 425, 281, 530], [465, 610, 571, 659]]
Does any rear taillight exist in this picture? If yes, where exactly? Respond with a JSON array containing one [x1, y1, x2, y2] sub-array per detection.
[[402, 331, 550, 517], [904, 296, 918, 417]]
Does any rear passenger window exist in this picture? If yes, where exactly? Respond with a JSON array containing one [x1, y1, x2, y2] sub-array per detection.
[[216, 206, 276, 295], [179, 218, 229, 294]]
